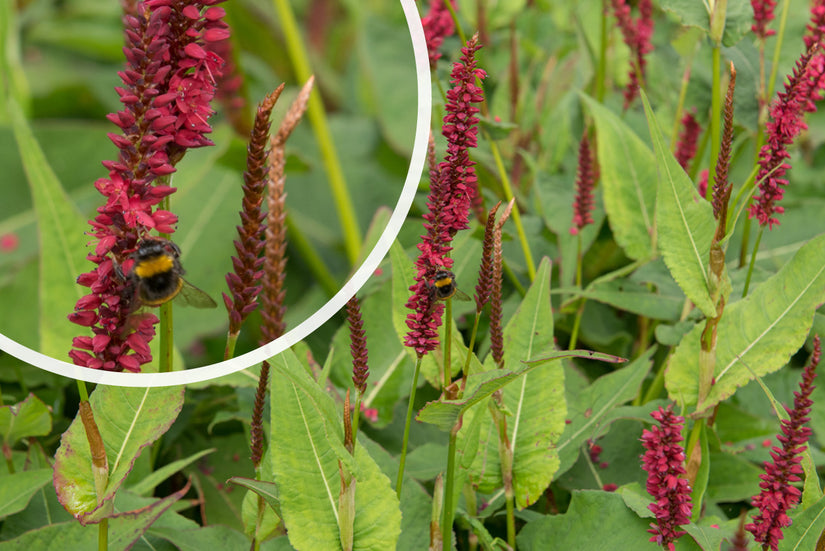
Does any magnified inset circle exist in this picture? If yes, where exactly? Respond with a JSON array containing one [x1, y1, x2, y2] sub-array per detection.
[[0, 0, 431, 387]]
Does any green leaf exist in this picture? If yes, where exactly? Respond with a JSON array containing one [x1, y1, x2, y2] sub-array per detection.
[[0, 468, 53, 519], [270, 348, 401, 551], [641, 91, 717, 318], [449, 258, 566, 508], [665, 234, 825, 409], [8, 97, 90, 358], [556, 348, 655, 476], [780, 493, 825, 551], [0, 485, 188, 551], [0, 393, 52, 445], [150, 525, 254, 551], [127, 448, 214, 496], [228, 477, 281, 518], [659, 0, 753, 47], [582, 277, 684, 321], [516, 490, 656, 550], [52, 386, 185, 523], [581, 94, 656, 261]]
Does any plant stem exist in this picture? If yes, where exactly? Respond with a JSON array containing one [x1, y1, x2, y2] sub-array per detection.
[[594, 0, 608, 102], [742, 227, 763, 298], [159, 301, 173, 372], [223, 331, 238, 361], [285, 214, 339, 297], [441, 422, 460, 549], [443, 299, 452, 390], [487, 135, 536, 281], [462, 312, 482, 390], [99, 518, 108, 551], [708, 45, 722, 186], [271, 0, 361, 265], [396, 355, 422, 497]]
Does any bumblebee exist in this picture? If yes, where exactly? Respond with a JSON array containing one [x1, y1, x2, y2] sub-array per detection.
[[126, 238, 217, 309], [431, 269, 471, 302]]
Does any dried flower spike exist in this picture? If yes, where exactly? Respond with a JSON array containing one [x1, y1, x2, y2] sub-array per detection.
[[640, 404, 693, 550], [347, 296, 369, 395], [745, 336, 820, 551], [224, 85, 285, 339]]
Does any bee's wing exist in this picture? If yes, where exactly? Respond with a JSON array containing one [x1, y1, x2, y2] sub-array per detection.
[[453, 288, 471, 301], [176, 278, 218, 308]]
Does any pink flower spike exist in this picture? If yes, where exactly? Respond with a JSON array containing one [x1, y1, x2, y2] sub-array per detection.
[[640, 404, 693, 550], [745, 336, 820, 551]]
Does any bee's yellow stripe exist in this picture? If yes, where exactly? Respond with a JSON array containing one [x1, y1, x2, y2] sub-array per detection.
[[434, 278, 453, 288], [133, 255, 174, 278]]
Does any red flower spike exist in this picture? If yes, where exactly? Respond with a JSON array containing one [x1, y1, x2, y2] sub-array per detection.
[[421, 0, 456, 67], [674, 110, 700, 172], [751, 0, 778, 39], [570, 133, 597, 235], [404, 34, 485, 357], [745, 336, 820, 551], [640, 404, 693, 550], [611, 0, 654, 109], [68, 1, 227, 372], [749, 46, 824, 229]]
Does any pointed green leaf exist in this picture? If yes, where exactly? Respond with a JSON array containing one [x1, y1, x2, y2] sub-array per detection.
[[53, 386, 184, 523], [641, 91, 717, 317], [8, 97, 90, 358], [0, 468, 52, 518], [666, 234, 825, 409], [127, 447, 214, 496], [228, 477, 281, 518], [556, 348, 655, 476], [270, 348, 401, 550], [0, 393, 52, 445], [581, 94, 656, 261]]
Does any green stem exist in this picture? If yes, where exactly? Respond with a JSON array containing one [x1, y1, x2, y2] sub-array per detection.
[[766, 0, 791, 103], [223, 331, 238, 361], [441, 423, 460, 550], [708, 45, 722, 187], [285, 214, 339, 297], [443, 299, 452, 390], [396, 356, 422, 497], [568, 235, 585, 350], [742, 227, 763, 298], [352, 391, 362, 444], [640, 353, 667, 404], [594, 0, 608, 102], [272, 0, 361, 265], [462, 312, 482, 389], [487, 135, 536, 281], [99, 518, 108, 551], [159, 301, 173, 372], [76, 380, 89, 402]]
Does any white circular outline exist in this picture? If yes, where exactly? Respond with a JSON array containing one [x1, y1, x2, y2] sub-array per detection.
[[0, 0, 431, 387]]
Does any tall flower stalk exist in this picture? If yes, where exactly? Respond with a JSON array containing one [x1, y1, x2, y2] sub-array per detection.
[[746, 336, 820, 551], [68, 1, 227, 372], [398, 35, 485, 510]]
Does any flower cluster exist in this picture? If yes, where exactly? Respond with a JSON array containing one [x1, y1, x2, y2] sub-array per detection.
[[405, 34, 485, 357], [748, 47, 822, 229], [640, 404, 693, 550], [347, 296, 369, 394], [751, 0, 778, 39], [611, 0, 654, 109], [421, 0, 456, 67], [746, 336, 820, 551], [68, 1, 227, 371], [570, 133, 597, 235], [223, 87, 283, 338]]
